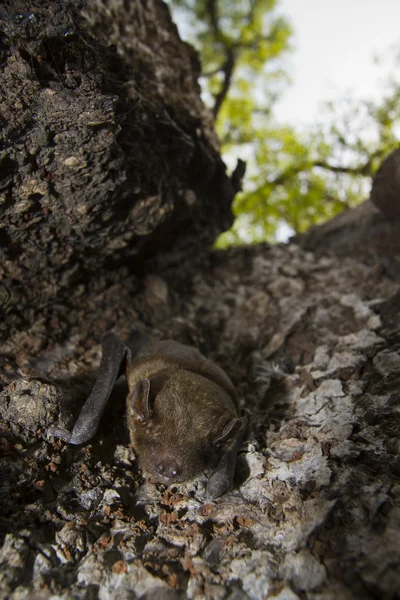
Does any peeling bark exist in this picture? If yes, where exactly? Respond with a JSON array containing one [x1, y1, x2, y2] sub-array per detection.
[[1, 243, 399, 600]]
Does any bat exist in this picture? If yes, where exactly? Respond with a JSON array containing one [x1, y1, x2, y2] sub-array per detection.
[[48, 329, 248, 499]]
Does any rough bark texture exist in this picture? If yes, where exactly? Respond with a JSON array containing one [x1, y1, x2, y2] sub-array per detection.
[[370, 147, 400, 220], [0, 0, 236, 342], [297, 197, 400, 278], [1, 2, 400, 600], [1, 242, 400, 600]]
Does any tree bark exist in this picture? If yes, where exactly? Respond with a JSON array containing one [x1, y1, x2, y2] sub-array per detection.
[[1, 2, 399, 600], [0, 0, 237, 343]]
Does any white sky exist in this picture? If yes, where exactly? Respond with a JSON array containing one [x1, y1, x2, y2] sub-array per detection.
[[275, 0, 400, 126]]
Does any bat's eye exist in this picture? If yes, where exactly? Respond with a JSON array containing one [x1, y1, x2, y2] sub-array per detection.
[[156, 460, 181, 482]]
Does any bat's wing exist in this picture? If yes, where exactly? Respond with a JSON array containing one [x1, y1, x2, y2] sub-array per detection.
[[48, 332, 130, 445], [206, 412, 249, 500]]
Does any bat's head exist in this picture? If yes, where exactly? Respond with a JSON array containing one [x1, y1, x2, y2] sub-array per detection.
[[126, 370, 239, 486]]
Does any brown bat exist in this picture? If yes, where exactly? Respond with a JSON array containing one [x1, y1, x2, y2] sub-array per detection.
[[48, 329, 248, 499]]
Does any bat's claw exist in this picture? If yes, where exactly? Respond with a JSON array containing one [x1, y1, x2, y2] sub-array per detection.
[[47, 426, 72, 443]]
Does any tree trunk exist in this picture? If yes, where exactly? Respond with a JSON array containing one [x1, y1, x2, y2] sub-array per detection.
[[0, 0, 237, 346], [1, 2, 399, 599]]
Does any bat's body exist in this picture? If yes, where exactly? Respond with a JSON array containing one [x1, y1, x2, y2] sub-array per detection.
[[49, 329, 248, 499]]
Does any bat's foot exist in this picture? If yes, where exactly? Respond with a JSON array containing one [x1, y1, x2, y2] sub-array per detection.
[[47, 426, 72, 443]]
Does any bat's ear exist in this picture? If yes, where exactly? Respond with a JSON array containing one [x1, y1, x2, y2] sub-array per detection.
[[214, 417, 244, 448], [206, 412, 249, 500], [129, 378, 151, 422]]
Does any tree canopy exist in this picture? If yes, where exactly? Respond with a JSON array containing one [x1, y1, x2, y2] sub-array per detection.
[[167, 0, 400, 245]]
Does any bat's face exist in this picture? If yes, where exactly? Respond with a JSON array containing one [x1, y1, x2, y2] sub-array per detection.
[[126, 371, 238, 486], [133, 429, 214, 485]]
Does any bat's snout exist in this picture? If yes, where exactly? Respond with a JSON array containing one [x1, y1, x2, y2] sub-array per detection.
[[155, 459, 182, 483]]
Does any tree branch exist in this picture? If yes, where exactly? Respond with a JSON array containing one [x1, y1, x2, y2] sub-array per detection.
[[313, 159, 374, 177], [270, 156, 381, 187], [246, 153, 386, 201], [212, 47, 236, 118], [206, 0, 220, 37]]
